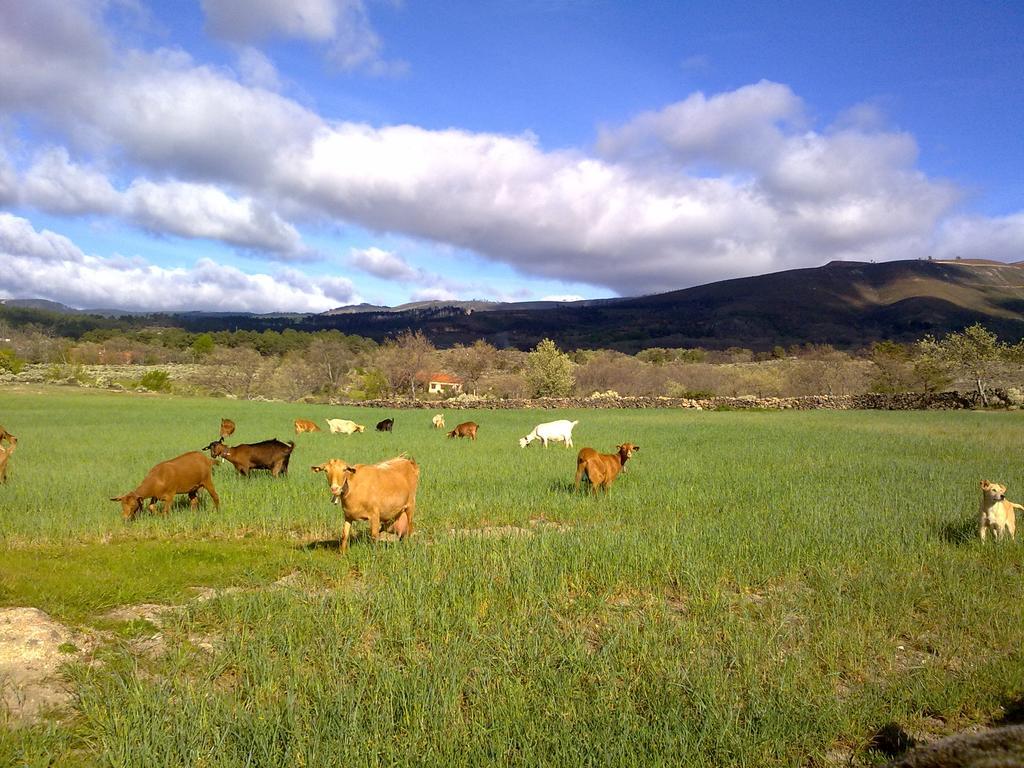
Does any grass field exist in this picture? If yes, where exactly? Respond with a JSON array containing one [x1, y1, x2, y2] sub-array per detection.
[[1, 387, 1023, 766]]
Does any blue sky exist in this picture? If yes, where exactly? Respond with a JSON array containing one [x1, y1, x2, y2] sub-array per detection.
[[1, 0, 1022, 313]]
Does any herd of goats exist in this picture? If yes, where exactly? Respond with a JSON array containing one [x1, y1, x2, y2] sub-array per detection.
[[3, 410, 1018, 544], [0, 415, 639, 552]]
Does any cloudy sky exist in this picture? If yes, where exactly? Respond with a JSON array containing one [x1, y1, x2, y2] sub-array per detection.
[[1, 0, 1022, 313]]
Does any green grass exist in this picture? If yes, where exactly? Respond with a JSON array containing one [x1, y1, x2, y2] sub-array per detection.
[[1, 387, 1023, 766]]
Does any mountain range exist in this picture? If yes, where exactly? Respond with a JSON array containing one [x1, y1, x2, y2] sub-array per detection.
[[4, 258, 1024, 351]]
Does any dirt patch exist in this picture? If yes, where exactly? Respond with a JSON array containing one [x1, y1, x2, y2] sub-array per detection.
[[0, 607, 92, 726], [99, 603, 174, 625], [446, 517, 572, 539]]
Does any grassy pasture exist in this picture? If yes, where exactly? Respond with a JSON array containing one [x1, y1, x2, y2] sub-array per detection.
[[1, 387, 1023, 766]]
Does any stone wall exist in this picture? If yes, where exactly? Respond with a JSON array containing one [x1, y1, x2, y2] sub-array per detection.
[[338, 390, 996, 411], [1, 364, 1010, 410]]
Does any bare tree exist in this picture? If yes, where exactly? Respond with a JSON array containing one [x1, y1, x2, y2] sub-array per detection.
[[305, 335, 360, 393], [444, 339, 498, 395], [374, 331, 437, 398]]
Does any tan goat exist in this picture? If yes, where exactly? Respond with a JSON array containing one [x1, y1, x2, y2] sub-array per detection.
[[574, 443, 640, 494], [311, 456, 419, 551]]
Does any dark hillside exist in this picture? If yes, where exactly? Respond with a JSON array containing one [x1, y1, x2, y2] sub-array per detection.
[[5, 259, 1024, 350]]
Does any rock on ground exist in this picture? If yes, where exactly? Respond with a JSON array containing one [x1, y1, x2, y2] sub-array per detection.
[[0, 607, 80, 725]]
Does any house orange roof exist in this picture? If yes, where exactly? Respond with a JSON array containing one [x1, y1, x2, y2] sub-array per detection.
[[416, 371, 463, 384]]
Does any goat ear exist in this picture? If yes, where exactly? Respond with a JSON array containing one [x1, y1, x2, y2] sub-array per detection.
[[345, 466, 356, 475], [110, 495, 123, 502], [311, 464, 326, 473]]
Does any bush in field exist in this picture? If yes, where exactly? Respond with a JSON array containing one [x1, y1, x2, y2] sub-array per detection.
[[525, 339, 575, 397], [46, 363, 97, 386], [0, 346, 25, 374], [139, 370, 171, 392]]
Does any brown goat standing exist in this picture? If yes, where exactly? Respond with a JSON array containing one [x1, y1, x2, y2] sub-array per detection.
[[112, 451, 220, 521], [447, 422, 478, 440], [574, 443, 639, 494]]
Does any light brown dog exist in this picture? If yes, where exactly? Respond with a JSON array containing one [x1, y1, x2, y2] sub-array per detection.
[[978, 480, 1023, 540]]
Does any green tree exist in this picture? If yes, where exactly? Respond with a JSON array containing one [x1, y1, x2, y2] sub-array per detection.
[[918, 323, 1009, 405], [869, 340, 914, 394], [191, 333, 215, 360], [525, 338, 575, 397]]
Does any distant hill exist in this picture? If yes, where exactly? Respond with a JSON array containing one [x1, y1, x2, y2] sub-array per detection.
[[323, 298, 616, 315], [0, 298, 83, 314], [5, 259, 1024, 351], [300, 259, 1024, 350]]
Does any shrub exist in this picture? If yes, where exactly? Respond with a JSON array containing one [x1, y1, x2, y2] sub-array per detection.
[[139, 370, 171, 392], [0, 347, 25, 374]]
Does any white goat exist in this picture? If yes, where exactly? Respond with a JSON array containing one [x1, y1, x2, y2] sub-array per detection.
[[519, 419, 579, 448]]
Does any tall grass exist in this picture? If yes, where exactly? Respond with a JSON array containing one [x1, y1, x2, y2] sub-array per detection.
[[1, 389, 1023, 766]]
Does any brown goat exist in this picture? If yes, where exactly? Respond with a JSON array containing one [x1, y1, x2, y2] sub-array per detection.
[[574, 443, 639, 494], [294, 418, 321, 434], [0, 434, 16, 484], [204, 437, 295, 477], [312, 456, 419, 551], [112, 451, 219, 521], [220, 418, 236, 439], [447, 421, 478, 440]]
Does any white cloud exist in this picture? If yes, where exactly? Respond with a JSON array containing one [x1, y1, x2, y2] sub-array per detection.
[[350, 247, 420, 281], [11, 147, 311, 257], [0, 0, 111, 118], [201, 0, 404, 76], [596, 80, 804, 170], [124, 179, 307, 256], [0, 212, 87, 264], [0, 213, 354, 312], [20, 147, 120, 215], [99, 52, 324, 183]]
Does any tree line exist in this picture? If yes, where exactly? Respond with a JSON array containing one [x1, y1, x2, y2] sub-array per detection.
[[0, 309, 1021, 402]]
